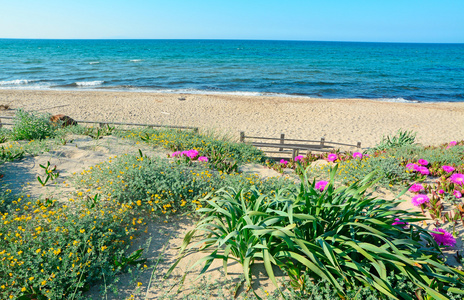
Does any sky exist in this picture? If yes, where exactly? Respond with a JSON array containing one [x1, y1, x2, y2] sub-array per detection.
[[1, 0, 463, 43]]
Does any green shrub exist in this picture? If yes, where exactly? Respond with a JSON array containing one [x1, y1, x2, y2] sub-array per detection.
[[116, 128, 266, 165], [171, 166, 464, 299], [11, 109, 57, 141], [0, 196, 139, 299], [315, 155, 414, 188], [74, 154, 293, 215], [373, 129, 416, 151], [384, 144, 464, 168]]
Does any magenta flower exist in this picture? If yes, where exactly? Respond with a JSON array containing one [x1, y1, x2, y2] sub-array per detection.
[[280, 159, 288, 165], [182, 149, 199, 159], [294, 155, 304, 162], [411, 194, 430, 206], [392, 218, 409, 228], [454, 190, 462, 199], [409, 183, 424, 193], [406, 163, 418, 171], [438, 189, 445, 194], [442, 165, 455, 173], [450, 173, 464, 186], [327, 153, 338, 162], [352, 152, 363, 159], [315, 180, 328, 192], [418, 167, 430, 176], [431, 228, 456, 247], [450, 141, 457, 146], [171, 151, 181, 157], [198, 156, 208, 162], [417, 159, 429, 166]]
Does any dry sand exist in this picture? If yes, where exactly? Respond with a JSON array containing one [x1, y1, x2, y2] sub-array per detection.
[[1, 89, 463, 148]]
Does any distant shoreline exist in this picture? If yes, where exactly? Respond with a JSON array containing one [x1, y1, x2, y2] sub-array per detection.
[[1, 89, 463, 148], [0, 87, 428, 104]]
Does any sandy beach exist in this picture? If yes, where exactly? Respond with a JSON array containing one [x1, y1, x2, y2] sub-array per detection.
[[1, 89, 463, 148]]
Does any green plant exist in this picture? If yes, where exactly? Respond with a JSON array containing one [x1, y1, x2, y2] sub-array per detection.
[[209, 148, 239, 173], [169, 166, 464, 299], [373, 129, 416, 151], [75, 154, 292, 216], [11, 109, 57, 141], [115, 128, 266, 165], [112, 248, 146, 272], [0, 145, 24, 162], [0, 195, 139, 299], [37, 161, 60, 186]]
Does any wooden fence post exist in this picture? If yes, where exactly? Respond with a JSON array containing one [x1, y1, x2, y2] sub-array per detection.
[[279, 133, 285, 151], [240, 131, 245, 143], [193, 127, 199, 134], [292, 149, 299, 160], [357, 142, 361, 148], [320, 137, 325, 147], [0, 119, 2, 128], [99, 122, 107, 128]]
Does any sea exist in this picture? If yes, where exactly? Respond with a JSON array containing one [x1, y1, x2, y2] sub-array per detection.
[[0, 39, 463, 102]]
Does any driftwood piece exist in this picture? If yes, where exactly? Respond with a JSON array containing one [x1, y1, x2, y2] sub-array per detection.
[[50, 114, 78, 127]]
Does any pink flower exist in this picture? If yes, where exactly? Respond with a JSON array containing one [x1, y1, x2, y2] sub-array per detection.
[[418, 167, 430, 176], [409, 183, 424, 193], [198, 156, 208, 162], [438, 189, 445, 194], [450, 173, 464, 186], [454, 190, 462, 199], [447, 141, 457, 149], [442, 165, 455, 173], [294, 155, 304, 162], [171, 151, 181, 157], [315, 180, 328, 192], [431, 228, 456, 247], [187, 149, 199, 159], [406, 163, 418, 171], [280, 159, 288, 165], [392, 218, 409, 228], [417, 159, 429, 166], [411, 194, 430, 206], [352, 152, 363, 159], [327, 153, 338, 162]]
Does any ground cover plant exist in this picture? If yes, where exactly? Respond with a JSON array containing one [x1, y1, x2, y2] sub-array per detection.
[[0, 192, 142, 299], [74, 152, 294, 217], [115, 128, 266, 166]]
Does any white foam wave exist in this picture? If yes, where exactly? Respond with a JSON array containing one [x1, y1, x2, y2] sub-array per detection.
[[75, 80, 104, 86], [0, 79, 36, 86], [89, 62, 100, 65], [378, 97, 419, 103], [130, 59, 142, 62]]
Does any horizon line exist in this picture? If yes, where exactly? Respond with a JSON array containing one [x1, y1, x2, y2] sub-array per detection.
[[0, 37, 463, 45]]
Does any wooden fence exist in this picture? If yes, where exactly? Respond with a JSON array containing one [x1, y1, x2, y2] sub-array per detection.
[[0, 114, 363, 161], [0, 116, 198, 132], [240, 131, 361, 160]]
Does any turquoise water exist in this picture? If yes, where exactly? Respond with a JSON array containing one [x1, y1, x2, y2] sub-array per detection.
[[1, 39, 463, 102]]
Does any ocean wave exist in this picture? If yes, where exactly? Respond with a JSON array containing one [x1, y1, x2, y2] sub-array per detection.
[[130, 59, 142, 62], [75, 81, 104, 86], [89, 62, 100, 65], [0, 79, 36, 85], [377, 97, 419, 103]]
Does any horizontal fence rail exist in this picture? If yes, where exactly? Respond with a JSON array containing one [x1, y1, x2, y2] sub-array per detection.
[[0, 116, 198, 132]]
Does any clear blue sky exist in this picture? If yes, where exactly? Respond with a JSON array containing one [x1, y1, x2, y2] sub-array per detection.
[[1, 0, 463, 43]]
